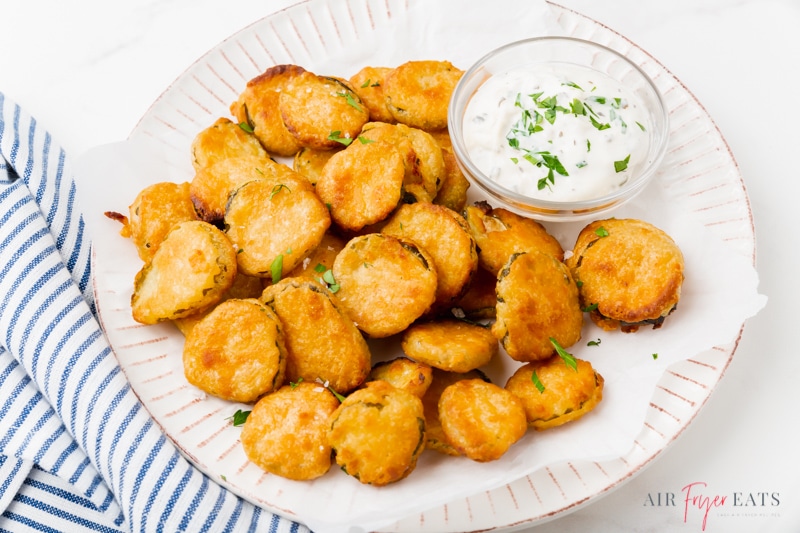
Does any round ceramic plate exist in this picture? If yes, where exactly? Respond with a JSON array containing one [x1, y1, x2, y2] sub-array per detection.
[[90, 1, 755, 531]]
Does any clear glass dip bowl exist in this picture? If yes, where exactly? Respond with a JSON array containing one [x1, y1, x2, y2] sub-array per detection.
[[448, 36, 669, 222]]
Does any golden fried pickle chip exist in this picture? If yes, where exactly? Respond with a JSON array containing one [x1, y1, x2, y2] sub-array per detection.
[[565, 218, 685, 332], [240, 382, 340, 481], [261, 277, 371, 394], [328, 380, 426, 486], [492, 251, 583, 362], [450, 266, 497, 319], [429, 130, 470, 212], [401, 320, 497, 373], [224, 176, 330, 278], [131, 220, 237, 324], [505, 356, 604, 430], [368, 357, 433, 398], [421, 368, 490, 456], [230, 64, 306, 156], [292, 146, 340, 186], [189, 117, 280, 223], [438, 379, 527, 462], [115, 181, 198, 262], [349, 66, 396, 123], [383, 60, 463, 130], [382, 202, 478, 307], [279, 72, 369, 150], [182, 298, 286, 402], [464, 202, 564, 276], [332, 233, 438, 338], [315, 140, 405, 232]]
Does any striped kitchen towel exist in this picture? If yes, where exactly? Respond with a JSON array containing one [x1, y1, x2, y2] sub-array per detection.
[[0, 92, 310, 532]]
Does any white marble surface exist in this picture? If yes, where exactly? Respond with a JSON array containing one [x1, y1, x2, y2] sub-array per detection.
[[1, 1, 798, 532]]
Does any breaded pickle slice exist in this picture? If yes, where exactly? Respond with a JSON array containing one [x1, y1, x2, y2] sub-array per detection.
[[566, 218, 685, 332], [315, 139, 405, 232], [382, 202, 478, 308], [292, 146, 339, 186], [241, 382, 340, 481], [224, 176, 330, 278], [261, 277, 371, 394], [401, 319, 497, 373], [328, 380, 426, 486], [189, 117, 280, 223], [421, 368, 489, 456], [492, 251, 583, 362], [438, 379, 527, 462], [428, 129, 470, 212], [182, 298, 286, 403], [464, 202, 564, 276], [349, 66, 396, 124], [279, 72, 369, 150], [131, 220, 237, 324], [368, 357, 433, 398], [505, 356, 604, 430], [332, 233, 437, 338], [383, 60, 463, 130], [115, 181, 197, 262], [230, 64, 306, 156]]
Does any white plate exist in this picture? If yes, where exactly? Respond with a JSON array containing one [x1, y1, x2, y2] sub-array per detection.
[[89, 1, 757, 531]]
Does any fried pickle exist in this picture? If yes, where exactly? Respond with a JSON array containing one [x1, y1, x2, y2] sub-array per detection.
[[383, 60, 463, 130], [131, 220, 237, 324], [492, 251, 583, 362], [261, 277, 371, 394], [328, 380, 426, 485], [438, 379, 527, 462], [368, 357, 433, 398], [332, 233, 438, 338], [401, 320, 497, 373], [182, 298, 286, 402], [565, 218, 685, 332], [349, 66, 396, 123], [240, 382, 340, 481]]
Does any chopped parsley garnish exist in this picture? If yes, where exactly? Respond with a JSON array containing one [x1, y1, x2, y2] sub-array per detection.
[[336, 91, 363, 111], [531, 370, 546, 393], [270, 183, 291, 199], [594, 226, 609, 238], [614, 154, 631, 173], [582, 302, 599, 312], [316, 265, 340, 293], [328, 130, 353, 146], [290, 378, 304, 389], [652, 353, 659, 360], [270, 254, 283, 284], [550, 337, 578, 371], [238, 121, 254, 133], [588, 338, 601, 346], [228, 409, 251, 427]]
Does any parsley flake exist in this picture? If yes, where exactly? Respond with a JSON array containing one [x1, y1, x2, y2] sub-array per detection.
[[550, 337, 578, 371], [328, 131, 353, 146], [531, 370, 546, 393], [229, 409, 251, 427], [614, 154, 631, 173]]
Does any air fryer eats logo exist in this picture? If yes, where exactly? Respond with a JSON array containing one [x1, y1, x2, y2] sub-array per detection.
[[645, 482, 780, 531]]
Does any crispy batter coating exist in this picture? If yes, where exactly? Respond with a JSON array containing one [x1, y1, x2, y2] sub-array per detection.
[[492, 251, 583, 362], [332, 233, 438, 338], [464, 202, 564, 276], [131, 220, 237, 324], [565, 218, 685, 332], [349, 66, 396, 123], [438, 379, 527, 462], [182, 298, 286, 402], [429, 130, 470, 212], [368, 357, 433, 398], [315, 139, 405, 232], [173, 271, 265, 337], [279, 72, 369, 150], [292, 146, 340, 186], [328, 380, 426, 486], [230, 64, 306, 156], [383, 60, 463, 130], [381, 202, 478, 307], [421, 368, 489, 456], [401, 320, 497, 373], [224, 176, 330, 278], [261, 277, 371, 394], [189, 117, 281, 223], [505, 356, 604, 430], [119, 181, 197, 262], [240, 382, 340, 480]]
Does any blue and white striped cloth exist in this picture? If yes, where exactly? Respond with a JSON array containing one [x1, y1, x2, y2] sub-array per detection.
[[0, 92, 310, 532]]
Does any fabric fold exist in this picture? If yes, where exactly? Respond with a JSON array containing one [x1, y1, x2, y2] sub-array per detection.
[[0, 92, 309, 532]]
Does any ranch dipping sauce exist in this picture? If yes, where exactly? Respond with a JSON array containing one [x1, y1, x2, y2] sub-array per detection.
[[462, 62, 653, 202]]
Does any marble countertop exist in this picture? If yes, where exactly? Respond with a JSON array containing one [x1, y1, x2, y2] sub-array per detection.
[[1, 1, 797, 532]]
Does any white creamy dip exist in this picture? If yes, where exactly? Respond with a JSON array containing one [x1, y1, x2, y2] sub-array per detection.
[[462, 63, 652, 202]]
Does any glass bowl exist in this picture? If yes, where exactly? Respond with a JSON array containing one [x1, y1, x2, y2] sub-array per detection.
[[448, 36, 669, 222]]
